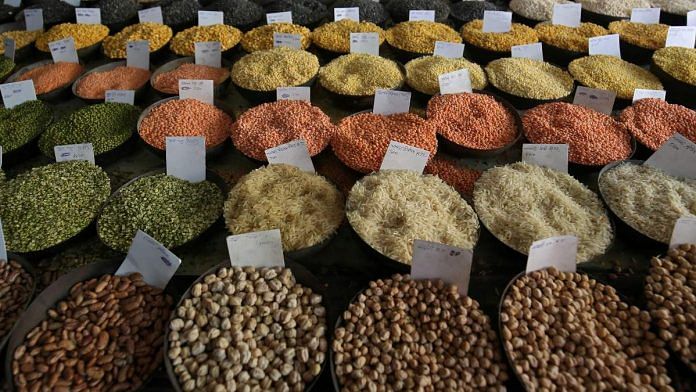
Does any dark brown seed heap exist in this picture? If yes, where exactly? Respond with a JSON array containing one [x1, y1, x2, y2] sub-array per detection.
[[0, 260, 33, 340]]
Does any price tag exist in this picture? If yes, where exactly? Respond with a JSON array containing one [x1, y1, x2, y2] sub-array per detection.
[[0, 219, 5, 263], [433, 41, 464, 58], [670, 216, 696, 249], [482, 10, 512, 33], [276, 86, 310, 102], [511, 42, 543, 61], [3, 0, 20, 7], [644, 133, 696, 179], [688, 10, 696, 27], [588, 34, 621, 57], [54, 143, 95, 164], [334, 7, 359, 22], [630, 8, 660, 24], [438, 68, 472, 95], [105, 90, 135, 104], [526, 235, 578, 274], [409, 10, 435, 22], [0, 80, 37, 108], [349, 32, 379, 55], [572, 86, 616, 115], [126, 40, 149, 70], [3, 38, 15, 61], [179, 79, 214, 105], [552, 3, 581, 27], [194, 41, 221, 68], [138, 7, 163, 24], [24, 9, 44, 32], [166, 136, 206, 183], [522, 144, 568, 173], [75, 8, 101, 24], [273, 33, 301, 49], [198, 10, 223, 26], [48, 37, 79, 63], [411, 240, 473, 296], [226, 229, 285, 268], [380, 140, 429, 174], [632, 89, 666, 103], [117, 230, 181, 289], [62, 0, 79, 6], [373, 89, 411, 115], [266, 11, 292, 24], [665, 26, 696, 48], [265, 139, 315, 172]]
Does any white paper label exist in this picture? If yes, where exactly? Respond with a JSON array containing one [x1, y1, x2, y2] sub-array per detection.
[[3, 0, 20, 7], [266, 11, 292, 24], [54, 143, 95, 164], [665, 26, 696, 48], [349, 32, 379, 55], [265, 139, 315, 172], [380, 140, 429, 174], [138, 7, 163, 24], [644, 133, 696, 179], [126, 40, 149, 70], [526, 235, 578, 274], [195, 41, 221, 68], [3, 38, 14, 61], [409, 10, 435, 22], [62, 0, 79, 6], [273, 32, 301, 49], [0, 219, 6, 263], [334, 7, 359, 21], [588, 34, 621, 57], [632, 89, 666, 103], [198, 10, 223, 26], [572, 86, 616, 115], [166, 136, 206, 183], [630, 8, 660, 24], [179, 79, 214, 105], [105, 90, 135, 105], [411, 240, 473, 296], [433, 41, 464, 58], [552, 3, 581, 27], [226, 229, 285, 268], [48, 37, 79, 63], [276, 86, 310, 102], [373, 89, 411, 115], [76, 8, 101, 24], [24, 9, 44, 32], [511, 42, 543, 61], [482, 10, 512, 33], [670, 216, 696, 249], [0, 80, 37, 108], [438, 68, 472, 95], [117, 230, 181, 289], [522, 144, 569, 173], [688, 10, 696, 27]]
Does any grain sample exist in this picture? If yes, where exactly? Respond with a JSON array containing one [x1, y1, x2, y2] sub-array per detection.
[[264, 0, 328, 27], [575, 0, 652, 17], [486, 58, 574, 100], [169, 24, 242, 56], [0, 30, 40, 55], [405, 56, 487, 95], [331, 0, 387, 25], [385, 0, 450, 23], [102, 23, 173, 58], [0, 260, 33, 342], [461, 20, 538, 52], [619, 98, 696, 150], [509, 0, 571, 22], [385, 21, 462, 54], [609, 20, 668, 50], [204, 0, 264, 28], [424, 156, 482, 197], [75, 66, 150, 99], [35, 23, 110, 52], [318, 53, 403, 96], [16, 62, 84, 95], [231, 47, 319, 92], [0, 100, 53, 154], [241, 23, 311, 52], [535, 22, 608, 53], [568, 55, 663, 100], [311, 19, 384, 54], [653, 46, 696, 86], [152, 63, 229, 94]]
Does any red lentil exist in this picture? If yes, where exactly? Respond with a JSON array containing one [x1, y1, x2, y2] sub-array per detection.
[[427, 93, 518, 150], [523, 102, 633, 166], [17, 62, 84, 95], [231, 100, 335, 161], [75, 66, 150, 99], [139, 98, 233, 150], [618, 98, 696, 151], [332, 112, 437, 173], [424, 155, 481, 197], [152, 63, 229, 95]]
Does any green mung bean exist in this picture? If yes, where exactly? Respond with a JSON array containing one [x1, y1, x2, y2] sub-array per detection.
[[0, 57, 14, 80], [0, 100, 53, 153]]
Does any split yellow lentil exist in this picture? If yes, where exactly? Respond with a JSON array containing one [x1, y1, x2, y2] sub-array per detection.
[[405, 56, 487, 95], [241, 23, 311, 52], [534, 22, 608, 53], [169, 24, 242, 56], [486, 58, 574, 100], [231, 47, 319, 92], [653, 47, 696, 86], [318, 53, 404, 96], [311, 19, 384, 54], [385, 21, 461, 54], [609, 21, 668, 50], [0, 30, 40, 54], [569, 55, 663, 100], [35, 23, 110, 52], [102, 23, 173, 59], [461, 19, 538, 52]]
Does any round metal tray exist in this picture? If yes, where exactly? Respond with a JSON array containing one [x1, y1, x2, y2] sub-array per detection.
[[320, 60, 406, 109], [233, 74, 317, 104], [651, 60, 695, 109], [485, 81, 575, 110], [71, 60, 151, 103], [150, 56, 230, 98], [6, 59, 85, 101]]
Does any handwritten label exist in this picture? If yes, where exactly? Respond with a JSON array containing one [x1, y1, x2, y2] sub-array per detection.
[[198, 10, 223, 26], [522, 144, 568, 173], [350, 32, 379, 55], [179, 79, 214, 105], [665, 26, 696, 48], [572, 86, 616, 115], [195, 41, 221, 68], [276, 86, 310, 102], [266, 11, 292, 24], [0, 80, 37, 108], [688, 10, 696, 27], [670, 216, 696, 249], [411, 240, 473, 295], [433, 41, 464, 58], [482, 10, 512, 33], [54, 143, 95, 164], [373, 89, 411, 115], [644, 133, 696, 179], [589, 34, 621, 57], [511, 42, 543, 61], [265, 139, 315, 172], [631, 8, 660, 24], [62, 0, 79, 6], [138, 7, 163, 24], [334, 7, 359, 21], [380, 141, 429, 174], [226, 229, 285, 267], [75, 8, 101, 24], [117, 230, 181, 289], [166, 136, 206, 182], [409, 10, 435, 22], [552, 3, 581, 27], [105, 90, 135, 105], [438, 68, 472, 95], [24, 9, 44, 32], [526, 235, 578, 274], [0, 219, 5, 263], [3, 38, 14, 61], [48, 37, 79, 63], [273, 32, 301, 49], [632, 88, 666, 103], [3, 0, 20, 7], [126, 40, 149, 70]]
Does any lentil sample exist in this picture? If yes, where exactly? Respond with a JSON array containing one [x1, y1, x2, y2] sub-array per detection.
[[204, 0, 265, 28], [653, 47, 696, 86], [152, 63, 230, 94], [509, 0, 571, 22], [231, 100, 335, 161], [161, 0, 200, 28], [169, 24, 242, 56], [385, 21, 462, 54], [39, 103, 140, 156], [347, 170, 480, 264], [0, 57, 14, 80], [331, 0, 387, 25], [619, 99, 696, 151], [424, 155, 482, 197], [474, 162, 613, 263], [450, 1, 504, 24], [461, 20, 539, 52], [0, 30, 40, 55], [0, 260, 33, 342], [16, 62, 85, 95], [318, 53, 403, 96], [264, 0, 329, 27], [35, 23, 110, 52], [139, 98, 233, 150], [332, 112, 437, 173], [231, 47, 319, 92], [0, 100, 53, 153], [98, 0, 139, 26], [102, 23, 173, 59], [486, 58, 574, 100], [0, 161, 110, 253], [568, 55, 663, 100], [534, 22, 609, 53], [75, 65, 151, 99], [385, 0, 450, 23], [224, 164, 344, 252], [241, 23, 311, 52], [22, 0, 75, 26], [609, 20, 668, 50], [405, 56, 487, 95], [311, 19, 384, 54], [576, 0, 652, 18]]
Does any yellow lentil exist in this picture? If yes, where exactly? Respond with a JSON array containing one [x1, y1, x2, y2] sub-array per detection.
[[568, 55, 663, 100], [486, 58, 574, 100], [102, 23, 173, 59], [653, 47, 696, 86], [318, 53, 404, 96], [311, 19, 384, 53], [608, 21, 668, 50], [169, 24, 242, 56], [405, 56, 487, 95], [461, 19, 538, 52], [534, 22, 608, 53], [231, 47, 319, 91], [385, 21, 461, 54], [241, 23, 311, 52], [0, 30, 41, 54], [35, 23, 110, 52]]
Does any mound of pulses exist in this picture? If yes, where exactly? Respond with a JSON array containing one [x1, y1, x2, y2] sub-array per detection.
[[346, 170, 479, 264]]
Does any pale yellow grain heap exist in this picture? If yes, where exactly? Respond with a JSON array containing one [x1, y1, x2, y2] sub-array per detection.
[[318, 53, 403, 96], [568, 55, 663, 100], [231, 47, 319, 92], [405, 56, 487, 95], [486, 57, 574, 100]]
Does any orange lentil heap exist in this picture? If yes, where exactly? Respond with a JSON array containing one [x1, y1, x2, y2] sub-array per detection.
[[138, 99, 233, 150], [152, 63, 229, 94], [424, 155, 481, 197], [75, 66, 150, 99], [16, 62, 84, 95], [618, 98, 696, 151], [523, 102, 633, 166], [332, 112, 437, 173], [231, 100, 335, 161]]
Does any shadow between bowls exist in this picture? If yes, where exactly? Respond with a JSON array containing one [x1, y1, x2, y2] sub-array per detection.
[[511, 12, 543, 28], [485, 82, 574, 110], [567, 135, 637, 176], [162, 259, 328, 392], [541, 42, 585, 67], [5, 59, 86, 101], [650, 61, 695, 109], [581, 9, 626, 27], [0, 22, 35, 61], [328, 287, 364, 392], [463, 42, 508, 65], [385, 42, 428, 63], [0, 254, 38, 355], [150, 56, 231, 99], [71, 60, 151, 103], [233, 74, 317, 104], [660, 11, 686, 26], [619, 39, 656, 65]]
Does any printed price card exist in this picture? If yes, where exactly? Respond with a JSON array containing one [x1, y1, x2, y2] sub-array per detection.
[[522, 144, 568, 173], [670, 216, 696, 249], [482, 10, 512, 33], [195, 41, 221, 68], [54, 143, 95, 164], [166, 136, 206, 183], [589, 34, 621, 57], [631, 8, 660, 24], [118, 230, 181, 289], [438, 68, 472, 95], [380, 140, 429, 174], [126, 40, 149, 70], [644, 133, 696, 179], [105, 90, 135, 105], [373, 89, 411, 115], [552, 3, 581, 27], [572, 86, 616, 115], [0, 80, 37, 109], [0, 219, 5, 263], [433, 41, 464, 58], [179, 79, 214, 105], [3, 38, 14, 61], [511, 42, 543, 61], [138, 7, 163, 24], [411, 240, 473, 295], [688, 10, 696, 27], [665, 26, 696, 48], [273, 32, 301, 49], [76, 8, 101, 24], [265, 139, 315, 172], [276, 86, 310, 102], [350, 32, 379, 55], [526, 235, 578, 274], [24, 9, 44, 32], [409, 10, 435, 22], [198, 10, 223, 26], [334, 7, 359, 22], [632, 89, 666, 103], [267, 11, 292, 24], [49, 37, 79, 63], [226, 229, 285, 268], [3, 0, 20, 7]]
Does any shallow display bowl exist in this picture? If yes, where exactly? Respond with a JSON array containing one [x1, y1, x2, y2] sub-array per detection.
[[0, 110, 54, 167], [651, 60, 695, 109], [150, 56, 230, 99], [233, 74, 316, 104], [385, 41, 429, 63], [345, 221, 410, 273], [0, 22, 35, 61], [71, 60, 151, 103], [541, 41, 586, 67], [567, 136, 637, 176], [0, 254, 37, 354], [320, 62, 406, 109], [619, 39, 656, 65], [40, 128, 139, 167], [581, 8, 627, 27], [6, 59, 85, 101], [463, 42, 509, 65], [485, 82, 575, 110]]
